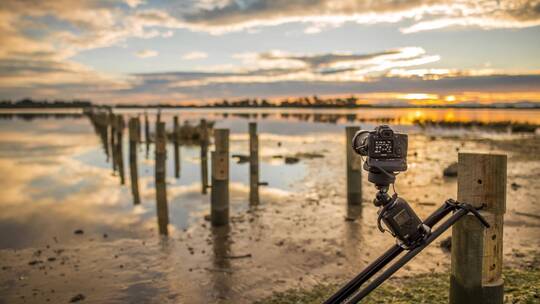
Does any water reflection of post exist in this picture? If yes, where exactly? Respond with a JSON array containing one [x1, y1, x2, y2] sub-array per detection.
[[155, 122, 169, 236], [128, 117, 141, 205], [144, 112, 150, 159], [210, 225, 232, 301], [116, 115, 126, 185], [200, 119, 209, 194], [173, 116, 180, 178], [249, 122, 259, 205]]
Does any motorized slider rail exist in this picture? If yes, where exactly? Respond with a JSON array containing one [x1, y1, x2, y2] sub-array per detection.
[[324, 199, 490, 304]]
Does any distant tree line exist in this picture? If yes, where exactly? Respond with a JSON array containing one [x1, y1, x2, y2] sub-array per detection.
[[0, 98, 92, 108], [1, 96, 538, 109]]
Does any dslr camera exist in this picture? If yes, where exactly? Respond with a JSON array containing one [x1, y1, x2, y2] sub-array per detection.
[[352, 125, 408, 173]]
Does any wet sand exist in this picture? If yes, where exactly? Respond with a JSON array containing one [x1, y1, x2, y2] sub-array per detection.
[[1, 127, 539, 303]]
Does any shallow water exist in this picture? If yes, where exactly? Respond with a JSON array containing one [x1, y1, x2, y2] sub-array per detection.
[[0, 108, 539, 303]]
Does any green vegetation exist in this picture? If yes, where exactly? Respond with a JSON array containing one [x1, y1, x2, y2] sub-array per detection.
[[257, 267, 540, 304]]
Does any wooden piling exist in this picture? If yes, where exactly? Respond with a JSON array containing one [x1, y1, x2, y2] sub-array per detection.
[[173, 116, 180, 178], [200, 119, 209, 194], [155, 122, 169, 235], [449, 153, 506, 304], [116, 115, 125, 185], [346, 126, 362, 205], [211, 129, 229, 226], [109, 113, 117, 171], [128, 118, 141, 205], [249, 122, 259, 204], [144, 112, 150, 158]]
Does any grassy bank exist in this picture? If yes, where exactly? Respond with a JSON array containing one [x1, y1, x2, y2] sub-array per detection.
[[257, 264, 540, 304]]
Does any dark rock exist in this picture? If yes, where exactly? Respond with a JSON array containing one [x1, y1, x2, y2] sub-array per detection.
[[295, 152, 324, 159], [70, 294, 85, 302], [28, 260, 42, 266], [443, 162, 458, 177], [284, 157, 300, 164], [511, 182, 522, 190], [440, 236, 452, 252], [47, 257, 56, 262], [73, 229, 84, 235], [231, 154, 250, 164], [203, 214, 211, 221]]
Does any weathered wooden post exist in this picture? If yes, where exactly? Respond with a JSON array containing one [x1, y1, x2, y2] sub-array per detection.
[[211, 129, 229, 226], [144, 112, 150, 158], [346, 126, 362, 205], [249, 122, 259, 204], [116, 115, 125, 185], [449, 153, 506, 304], [173, 116, 180, 178], [109, 113, 117, 171], [200, 119, 209, 194], [155, 122, 169, 235], [128, 118, 141, 205]]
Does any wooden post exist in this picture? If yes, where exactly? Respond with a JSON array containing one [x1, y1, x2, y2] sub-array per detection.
[[346, 127, 362, 205], [155, 122, 169, 236], [109, 113, 117, 171], [128, 118, 141, 205], [173, 116, 180, 178], [211, 129, 229, 226], [144, 112, 150, 158], [249, 122, 259, 204], [116, 115, 125, 185], [200, 119, 209, 194], [450, 153, 506, 304]]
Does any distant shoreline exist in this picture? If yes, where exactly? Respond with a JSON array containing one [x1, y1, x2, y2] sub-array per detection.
[[1, 105, 540, 110]]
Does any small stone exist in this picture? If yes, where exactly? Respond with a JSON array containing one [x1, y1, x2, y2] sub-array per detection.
[[511, 182, 522, 190], [102, 233, 108, 238], [440, 236, 452, 252], [69, 294, 85, 302], [443, 162, 458, 177], [73, 229, 84, 235]]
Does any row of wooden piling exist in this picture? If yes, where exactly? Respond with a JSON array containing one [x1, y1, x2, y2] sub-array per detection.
[[88, 110, 506, 303]]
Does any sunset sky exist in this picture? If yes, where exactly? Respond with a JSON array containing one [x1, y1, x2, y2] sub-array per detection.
[[1, 0, 540, 105]]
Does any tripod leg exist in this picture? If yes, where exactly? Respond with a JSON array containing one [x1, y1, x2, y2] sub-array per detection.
[[323, 245, 403, 304], [347, 208, 468, 303]]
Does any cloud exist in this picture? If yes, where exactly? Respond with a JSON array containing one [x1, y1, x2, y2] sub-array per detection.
[[178, 0, 540, 34], [135, 49, 158, 58], [182, 51, 208, 60]]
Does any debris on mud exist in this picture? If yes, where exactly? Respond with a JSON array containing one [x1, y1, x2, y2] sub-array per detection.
[[443, 162, 458, 177], [69, 293, 85, 302]]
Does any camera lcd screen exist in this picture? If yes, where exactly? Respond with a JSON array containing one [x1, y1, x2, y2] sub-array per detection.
[[373, 139, 393, 155]]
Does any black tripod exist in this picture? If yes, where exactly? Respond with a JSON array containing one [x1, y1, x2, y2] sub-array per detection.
[[324, 170, 490, 303]]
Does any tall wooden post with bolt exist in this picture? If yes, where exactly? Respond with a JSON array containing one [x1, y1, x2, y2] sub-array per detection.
[[449, 153, 506, 304], [200, 119, 209, 194], [173, 116, 180, 178], [155, 122, 169, 236], [346, 126, 362, 205], [249, 122, 259, 204], [211, 129, 229, 226], [128, 117, 141, 205]]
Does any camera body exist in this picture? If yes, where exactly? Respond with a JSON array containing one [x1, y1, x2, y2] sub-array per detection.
[[353, 125, 408, 173]]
